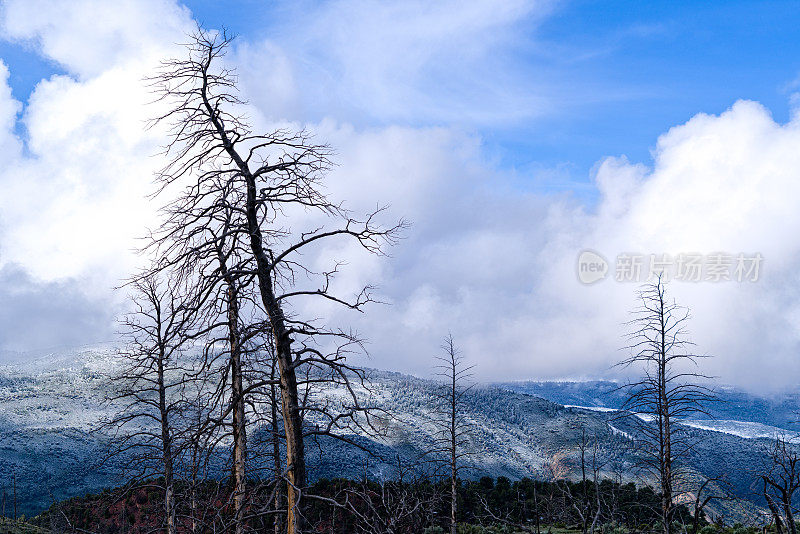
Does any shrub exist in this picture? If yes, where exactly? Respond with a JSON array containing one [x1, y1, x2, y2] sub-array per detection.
[[603, 521, 628, 534]]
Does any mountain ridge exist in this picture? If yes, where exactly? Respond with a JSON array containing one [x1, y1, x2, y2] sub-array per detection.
[[0, 346, 792, 521]]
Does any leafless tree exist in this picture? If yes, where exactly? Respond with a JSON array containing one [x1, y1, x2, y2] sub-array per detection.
[[579, 430, 606, 534], [551, 429, 610, 534], [616, 275, 714, 534], [336, 459, 439, 534], [428, 334, 473, 534], [146, 192, 257, 534], [147, 29, 405, 533], [689, 475, 733, 534], [103, 272, 198, 534], [265, 352, 285, 534], [478, 496, 537, 534], [211, 216, 254, 534], [758, 437, 800, 534]]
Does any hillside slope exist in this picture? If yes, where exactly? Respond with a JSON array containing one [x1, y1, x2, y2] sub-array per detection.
[[0, 347, 787, 521]]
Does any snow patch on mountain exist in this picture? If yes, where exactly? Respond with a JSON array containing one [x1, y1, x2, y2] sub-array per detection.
[[563, 405, 617, 412], [679, 419, 800, 441]]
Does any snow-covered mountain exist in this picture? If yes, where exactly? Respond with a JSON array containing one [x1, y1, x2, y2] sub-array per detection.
[[680, 419, 800, 442], [0, 347, 791, 520], [499, 379, 800, 436]]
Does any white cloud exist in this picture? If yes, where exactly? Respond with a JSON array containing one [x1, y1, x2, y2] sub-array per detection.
[[236, 0, 553, 125], [492, 100, 800, 389], [0, 0, 194, 349], [0, 0, 197, 283], [289, 100, 800, 391], [0, 0, 192, 78], [0, 60, 20, 154], [0, 1, 799, 393]]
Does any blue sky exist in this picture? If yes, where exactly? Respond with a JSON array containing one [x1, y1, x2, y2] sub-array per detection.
[[3, 1, 800, 190], [151, 1, 800, 187], [4, 0, 800, 387]]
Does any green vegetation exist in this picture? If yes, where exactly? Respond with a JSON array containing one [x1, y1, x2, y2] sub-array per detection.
[[0, 516, 48, 534]]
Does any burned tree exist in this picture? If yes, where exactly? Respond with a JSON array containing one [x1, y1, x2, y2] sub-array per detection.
[[142, 174, 256, 532], [565, 430, 607, 534], [543, 428, 613, 534], [104, 273, 197, 534], [617, 276, 713, 534], [759, 437, 800, 534], [268, 353, 285, 534], [335, 459, 440, 534], [148, 30, 405, 533], [430, 334, 473, 534], [689, 476, 732, 534], [210, 206, 251, 534]]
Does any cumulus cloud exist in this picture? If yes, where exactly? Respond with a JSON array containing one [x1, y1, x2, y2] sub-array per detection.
[[0, 0, 193, 352], [0, 60, 20, 154], [360, 99, 800, 390], [0, 0, 197, 284], [280, 100, 800, 392], [0, 1, 799, 392], [577, 100, 800, 389], [0, 263, 115, 352], [0, 0, 192, 78]]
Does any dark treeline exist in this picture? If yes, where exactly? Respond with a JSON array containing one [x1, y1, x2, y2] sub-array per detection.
[[37, 476, 702, 534], [307, 476, 697, 534]]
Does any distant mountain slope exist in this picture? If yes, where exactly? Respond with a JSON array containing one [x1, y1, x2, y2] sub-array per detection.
[[0, 347, 791, 521], [498, 380, 800, 433]]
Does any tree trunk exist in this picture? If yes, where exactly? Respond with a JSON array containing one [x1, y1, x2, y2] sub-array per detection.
[[450, 472, 457, 534], [190, 406, 202, 534], [276, 341, 306, 534], [659, 289, 672, 534], [231, 346, 247, 533], [450, 359, 457, 534], [692, 502, 701, 534], [158, 350, 176, 534], [216, 241, 248, 534], [782, 489, 796, 534], [764, 486, 785, 534], [191, 468, 198, 534], [240, 147, 305, 534], [204, 70, 307, 534], [590, 465, 601, 534], [271, 362, 283, 534], [580, 436, 588, 534]]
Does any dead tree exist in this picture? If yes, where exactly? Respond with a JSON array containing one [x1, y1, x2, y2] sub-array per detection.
[[690, 476, 732, 534], [212, 215, 249, 533], [148, 30, 405, 533], [759, 437, 800, 534], [479, 494, 538, 534], [582, 431, 606, 534], [554, 430, 608, 534], [141, 188, 253, 532], [104, 272, 197, 534], [430, 334, 473, 534], [270, 355, 284, 534], [616, 276, 714, 534], [336, 459, 439, 534]]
